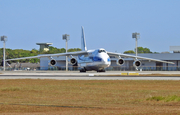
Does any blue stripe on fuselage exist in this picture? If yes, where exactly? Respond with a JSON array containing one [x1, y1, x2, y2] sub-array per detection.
[[91, 56, 102, 62]]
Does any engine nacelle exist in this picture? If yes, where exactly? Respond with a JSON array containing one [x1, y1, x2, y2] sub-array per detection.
[[116, 58, 125, 66], [69, 58, 77, 66], [133, 60, 141, 68], [49, 59, 56, 66]]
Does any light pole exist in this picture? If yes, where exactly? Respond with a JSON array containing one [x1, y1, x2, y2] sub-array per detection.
[[1, 36, 7, 71], [62, 34, 70, 71], [132, 33, 140, 56]]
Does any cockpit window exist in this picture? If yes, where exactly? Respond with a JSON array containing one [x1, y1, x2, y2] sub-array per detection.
[[98, 50, 106, 53]]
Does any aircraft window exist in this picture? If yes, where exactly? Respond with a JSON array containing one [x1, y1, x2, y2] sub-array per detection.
[[98, 50, 106, 53]]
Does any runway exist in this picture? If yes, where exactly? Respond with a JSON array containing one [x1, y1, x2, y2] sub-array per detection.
[[0, 71, 180, 80]]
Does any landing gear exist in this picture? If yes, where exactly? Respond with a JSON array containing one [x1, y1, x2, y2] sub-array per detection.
[[97, 69, 106, 72], [80, 68, 86, 72]]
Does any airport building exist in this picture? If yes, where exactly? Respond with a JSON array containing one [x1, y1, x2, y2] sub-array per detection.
[[8, 45, 180, 71], [39, 53, 178, 71], [36, 43, 53, 52], [38, 46, 180, 71]]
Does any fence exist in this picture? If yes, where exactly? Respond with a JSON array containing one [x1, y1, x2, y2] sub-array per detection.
[[1, 66, 180, 71]]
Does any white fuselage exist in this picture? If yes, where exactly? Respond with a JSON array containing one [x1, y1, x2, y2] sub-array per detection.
[[78, 48, 111, 71]]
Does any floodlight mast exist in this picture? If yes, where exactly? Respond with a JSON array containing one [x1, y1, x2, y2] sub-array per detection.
[[62, 34, 70, 71], [132, 33, 140, 57], [1, 36, 7, 71]]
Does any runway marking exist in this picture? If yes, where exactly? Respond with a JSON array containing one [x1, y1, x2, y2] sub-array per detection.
[[89, 74, 94, 76]]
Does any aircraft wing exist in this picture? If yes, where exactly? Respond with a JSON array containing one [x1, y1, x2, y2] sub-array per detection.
[[6, 51, 89, 61], [107, 51, 175, 64]]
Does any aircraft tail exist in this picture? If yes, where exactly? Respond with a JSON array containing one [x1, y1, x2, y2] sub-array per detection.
[[81, 26, 87, 51]]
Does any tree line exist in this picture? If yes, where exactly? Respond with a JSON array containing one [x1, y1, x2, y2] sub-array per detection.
[[1, 46, 162, 64], [123, 47, 160, 54], [0, 46, 81, 63]]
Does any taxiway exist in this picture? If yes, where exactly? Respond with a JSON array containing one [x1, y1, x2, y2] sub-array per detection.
[[0, 71, 180, 80]]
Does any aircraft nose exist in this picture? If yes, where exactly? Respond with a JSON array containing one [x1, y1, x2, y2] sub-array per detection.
[[103, 58, 111, 66], [103, 57, 110, 63]]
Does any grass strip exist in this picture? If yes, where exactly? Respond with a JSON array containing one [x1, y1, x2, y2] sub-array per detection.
[[147, 95, 180, 102], [1, 79, 180, 114]]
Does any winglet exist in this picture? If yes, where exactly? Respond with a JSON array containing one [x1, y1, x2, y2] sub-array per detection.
[[81, 26, 87, 51]]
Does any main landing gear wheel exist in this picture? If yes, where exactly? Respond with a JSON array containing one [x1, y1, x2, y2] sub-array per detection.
[[80, 68, 86, 72], [97, 69, 106, 72]]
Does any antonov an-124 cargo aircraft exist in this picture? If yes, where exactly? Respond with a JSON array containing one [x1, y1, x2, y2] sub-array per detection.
[[6, 26, 174, 72]]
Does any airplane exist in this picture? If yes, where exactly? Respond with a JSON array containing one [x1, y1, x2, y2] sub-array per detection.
[[6, 26, 174, 72]]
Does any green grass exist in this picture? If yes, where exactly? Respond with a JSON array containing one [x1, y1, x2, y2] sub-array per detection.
[[1, 87, 21, 91], [147, 95, 180, 102]]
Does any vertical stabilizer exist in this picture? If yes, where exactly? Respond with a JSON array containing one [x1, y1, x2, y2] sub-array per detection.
[[81, 26, 87, 51]]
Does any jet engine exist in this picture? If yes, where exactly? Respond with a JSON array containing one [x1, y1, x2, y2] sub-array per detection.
[[69, 58, 78, 66], [49, 59, 57, 66], [133, 60, 141, 68], [116, 58, 125, 66]]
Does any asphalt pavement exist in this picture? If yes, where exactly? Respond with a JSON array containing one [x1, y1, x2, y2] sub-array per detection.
[[0, 71, 180, 80]]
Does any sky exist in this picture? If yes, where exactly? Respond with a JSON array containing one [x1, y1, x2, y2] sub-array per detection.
[[0, 0, 180, 53]]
